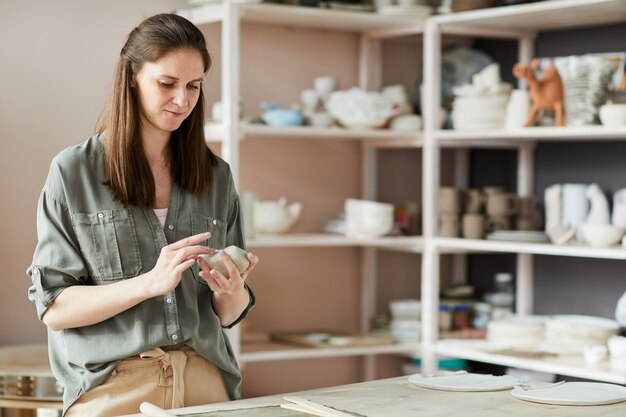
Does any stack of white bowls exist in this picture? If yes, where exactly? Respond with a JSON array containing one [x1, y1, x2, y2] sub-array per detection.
[[487, 315, 546, 351], [543, 315, 620, 355], [345, 199, 394, 239], [389, 299, 421, 344]]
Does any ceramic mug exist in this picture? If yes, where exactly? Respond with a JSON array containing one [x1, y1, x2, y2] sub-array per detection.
[[438, 187, 462, 214], [487, 193, 519, 216], [464, 189, 483, 214], [462, 213, 485, 239], [439, 214, 460, 237], [518, 196, 537, 217]]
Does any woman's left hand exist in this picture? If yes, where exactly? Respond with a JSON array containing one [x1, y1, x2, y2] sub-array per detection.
[[198, 250, 258, 295]]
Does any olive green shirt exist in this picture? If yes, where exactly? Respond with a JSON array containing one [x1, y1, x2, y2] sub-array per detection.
[[26, 134, 254, 414]]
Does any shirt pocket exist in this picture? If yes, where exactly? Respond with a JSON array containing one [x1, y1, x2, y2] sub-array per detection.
[[191, 212, 226, 249], [71, 209, 142, 282]]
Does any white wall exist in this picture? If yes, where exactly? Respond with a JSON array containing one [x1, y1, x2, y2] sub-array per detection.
[[0, 0, 187, 345]]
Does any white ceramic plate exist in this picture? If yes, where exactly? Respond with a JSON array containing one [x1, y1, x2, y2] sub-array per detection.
[[408, 373, 521, 392], [486, 230, 550, 243], [512, 382, 626, 406]]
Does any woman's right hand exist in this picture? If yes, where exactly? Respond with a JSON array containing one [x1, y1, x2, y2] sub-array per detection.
[[145, 232, 215, 297]]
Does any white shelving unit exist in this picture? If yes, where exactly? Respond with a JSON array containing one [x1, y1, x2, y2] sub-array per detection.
[[178, 2, 425, 373], [179, 0, 626, 386], [420, 0, 626, 384]]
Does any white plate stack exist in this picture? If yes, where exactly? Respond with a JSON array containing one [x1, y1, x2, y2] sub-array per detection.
[[543, 315, 620, 355], [487, 316, 546, 351]]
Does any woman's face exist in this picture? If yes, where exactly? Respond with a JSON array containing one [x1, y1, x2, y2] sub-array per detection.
[[134, 49, 205, 139]]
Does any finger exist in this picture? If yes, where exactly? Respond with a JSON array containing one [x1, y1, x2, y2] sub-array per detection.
[[201, 270, 225, 292], [240, 252, 259, 279], [173, 245, 214, 264], [219, 251, 240, 280], [197, 257, 211, 273], [209, 269, 232, 290], [167, 232, 211, 251], [173, 258, 196, 275]]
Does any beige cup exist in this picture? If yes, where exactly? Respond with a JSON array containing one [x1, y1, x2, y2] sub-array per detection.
[[462, 213, 485, 239], [487, 193, 519, 216], [464, 189, 483, 214], [439, 214, 460, 237], [482, 186, 505, 196], [518, 196, 537, 217], [439, 187, 462, 214]]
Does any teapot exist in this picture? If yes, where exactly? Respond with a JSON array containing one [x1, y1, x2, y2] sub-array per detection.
[[254, 197, 302, 234]]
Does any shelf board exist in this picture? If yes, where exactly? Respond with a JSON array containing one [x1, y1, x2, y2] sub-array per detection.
[[179, 3, 424, 37], [248, 234, 423, 252], [241, 340, 420, 363], [436, 126, 626, 143], [437, 339, 626, 385], [435, 237, 626, 260], [433, 0, 626, 35], [205, 122, 422, 144]]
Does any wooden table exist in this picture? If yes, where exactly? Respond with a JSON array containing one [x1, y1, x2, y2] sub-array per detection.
[[121, 375, 626, 417], [0, 344, 62, 417]]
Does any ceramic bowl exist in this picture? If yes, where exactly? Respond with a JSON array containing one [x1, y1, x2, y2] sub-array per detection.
[[580, 223, 626, 248], [326, 88, 395, 130], [261, 109, 303, 126], [599, 104, 626, 127]]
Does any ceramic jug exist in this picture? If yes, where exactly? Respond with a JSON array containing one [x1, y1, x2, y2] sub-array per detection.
[[612, 188, 626, 227], [254, 197, 302, 234], [584, 183, 610, 225]]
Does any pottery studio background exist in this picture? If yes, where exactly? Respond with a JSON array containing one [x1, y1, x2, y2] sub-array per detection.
[[2, 0, 626, 397]]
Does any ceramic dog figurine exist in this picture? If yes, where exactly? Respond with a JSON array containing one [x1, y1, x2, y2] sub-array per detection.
[[513, 59, 566, 127]]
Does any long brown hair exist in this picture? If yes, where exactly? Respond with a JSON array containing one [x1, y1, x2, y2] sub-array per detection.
[[96, 13, 216, 207]]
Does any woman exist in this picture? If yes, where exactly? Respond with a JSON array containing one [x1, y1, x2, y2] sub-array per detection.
[[26, 13, 257, 417]]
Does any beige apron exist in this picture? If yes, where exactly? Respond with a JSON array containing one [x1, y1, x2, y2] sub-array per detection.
[[65, 345, 229, 417]]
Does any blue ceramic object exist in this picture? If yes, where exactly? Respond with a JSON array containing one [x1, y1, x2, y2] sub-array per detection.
[[260, 102, 303, 126]]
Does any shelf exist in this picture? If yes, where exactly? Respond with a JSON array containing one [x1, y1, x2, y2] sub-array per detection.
[[241, 340, 419, 363], [437, 339, 626, 385], [205, 122, 422, 144], [433, 0, 626, 36], [435, 237, 626, 260], [178, 3, 424, 37], [248, 234, 423, 253], [436, 126, 626, 144]]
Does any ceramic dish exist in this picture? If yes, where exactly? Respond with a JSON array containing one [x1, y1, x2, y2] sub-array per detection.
[[408, 373, 521, 392], [486, 230, 550, 243], [511, 382, 626, 406]]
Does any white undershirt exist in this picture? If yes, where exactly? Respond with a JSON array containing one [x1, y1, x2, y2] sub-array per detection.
[[153, 208, 168, 227]]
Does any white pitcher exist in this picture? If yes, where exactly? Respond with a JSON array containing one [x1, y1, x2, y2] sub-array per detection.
[[612, 188, 626, 227], [505, 89, 530, 130]]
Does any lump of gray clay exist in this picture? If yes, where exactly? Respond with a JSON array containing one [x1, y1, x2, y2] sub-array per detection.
[[198, 245, 249, 277]]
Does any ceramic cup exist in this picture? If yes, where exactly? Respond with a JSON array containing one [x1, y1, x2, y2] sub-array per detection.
[[505, 89, 530, 130], [439, 187, 462, 214], [439, 214, 460, 237], [462, 213, 485, 239], [314, 76, 338, 103], [487, 193, 519, 216], [464, 189, 483, 214], [518, 195, 536, 217]]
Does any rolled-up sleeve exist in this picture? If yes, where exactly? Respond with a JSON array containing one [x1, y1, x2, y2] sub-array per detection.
[[27, 191, 87, 320]]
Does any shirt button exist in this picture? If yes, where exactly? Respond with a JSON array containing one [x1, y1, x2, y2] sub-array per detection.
[[172, 334, 178, 340], [212, 219, 217, 225], [168, 225, 174, 230], [166, 298, 172, 304], [98, 213, 104, 219], [33, 269, 39, 275]]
